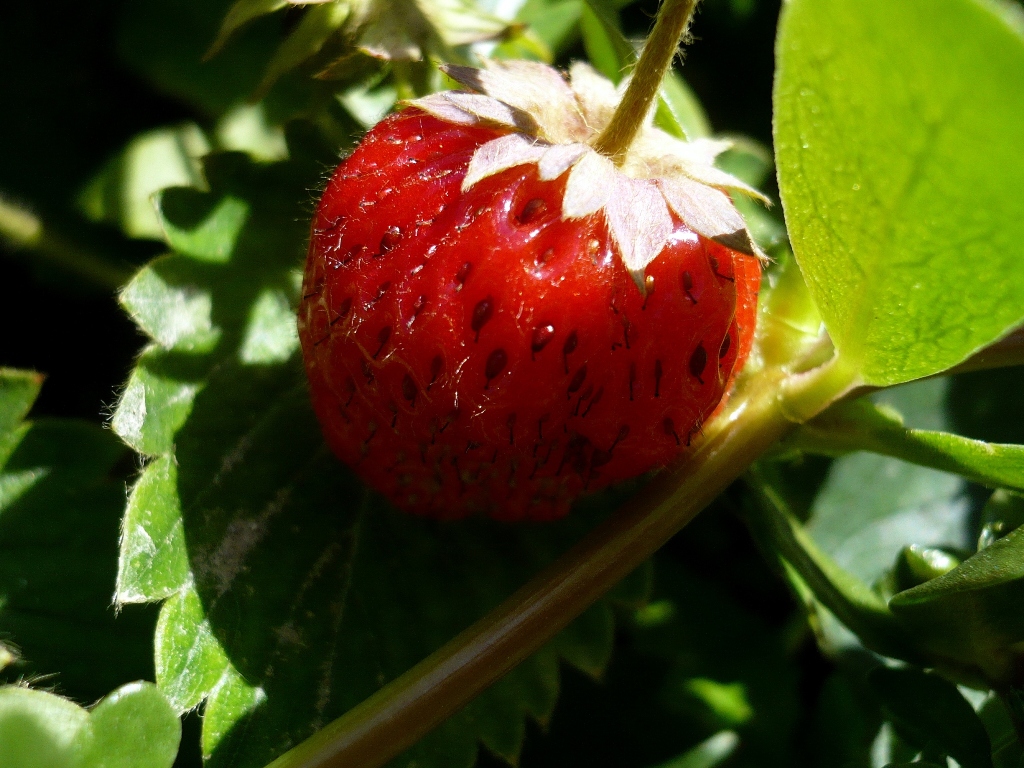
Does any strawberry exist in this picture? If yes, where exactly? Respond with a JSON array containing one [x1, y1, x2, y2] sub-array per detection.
[[299, 62, 764, 521]]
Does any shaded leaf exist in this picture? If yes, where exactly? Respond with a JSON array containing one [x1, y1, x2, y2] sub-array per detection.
[[743, 470, 916, 662], [978, 490, 1024, 550], [627, 559, 801, 767], [889, 524, 1024, 684], [254, 1, 351, 97], [0, 370, 42, 436], [509, 0, 582, 56], [869, 666, 992, 768], [0, 370, 154, 702], [978, 692, 1024, 768], [578, 0, 710, 140], [117, 0, 284, 117], [810, 672, 885, 768], [207, 0, 289, 59], [111, 141, 649, 768], [775, 0, 1024, 386]]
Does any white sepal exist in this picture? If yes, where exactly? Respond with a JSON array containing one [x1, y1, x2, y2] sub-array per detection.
[[463, 134, 548, 191], [536, 143, 588, 181], [568, 62, 618, 131], [441, 61, 586, 143], [659, 177, 763, 258], [562, 151, 618, 218], [605, 176, 674, 290]]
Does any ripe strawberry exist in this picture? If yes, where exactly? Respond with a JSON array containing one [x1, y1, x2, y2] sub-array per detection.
[[299, 62, 764, 521]]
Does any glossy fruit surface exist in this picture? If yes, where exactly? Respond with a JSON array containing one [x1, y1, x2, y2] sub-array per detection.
[[299, 109, 760, 521]]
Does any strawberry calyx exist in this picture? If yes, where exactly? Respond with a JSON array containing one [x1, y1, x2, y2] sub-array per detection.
[[409, 59, 768, 292]]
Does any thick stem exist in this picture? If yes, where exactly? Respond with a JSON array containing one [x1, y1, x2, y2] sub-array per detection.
[[265, 371, 796, 768], [591, 0, 699, 162]]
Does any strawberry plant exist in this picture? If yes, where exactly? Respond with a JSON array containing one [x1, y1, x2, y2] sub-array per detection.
[[2, 0, 1024, 766]]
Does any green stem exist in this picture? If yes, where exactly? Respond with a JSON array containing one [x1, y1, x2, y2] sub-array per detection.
[[742, 466, 921, 662], [591, 0, 699, 162], [266, 371, 796, 768], [0, 195, 131, 291], [778, 352, 862, 424]]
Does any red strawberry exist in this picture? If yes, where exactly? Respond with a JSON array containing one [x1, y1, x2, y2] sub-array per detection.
[[299, 62, 763, 521]]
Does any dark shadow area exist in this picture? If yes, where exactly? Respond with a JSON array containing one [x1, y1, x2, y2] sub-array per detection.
[[0, 417, 157, 702]]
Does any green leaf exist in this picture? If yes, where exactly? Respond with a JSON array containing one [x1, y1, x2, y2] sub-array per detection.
[[811, 673, 885, 768], [869, 666, 993, 768], [111, 143, 649, 768], [657, 67, 712, 141], [0, 369, 42, 442], [578, 0, 632, 83], [254, 2, 351, 98], [889, 524, 1024, 684], [978, 693, 1024, 768], [0, 370, 155, 702], [650, 731, 739, 768], [0, 686, 89, 768], [349, 0, 515, 62], [774, 0, 1024, 386], [793, 396, 1024, 493], [782, 377, 1024, 677], [512, 0, 582, 56], [82, 682, 182, 768], [207, 0, 288, 59], [978, 490, 1024, 550], [0, 682, 180, 768], [78, 125, 210, 241]]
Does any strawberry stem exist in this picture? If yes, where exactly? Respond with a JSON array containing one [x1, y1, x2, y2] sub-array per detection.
[[592, 0, 699, 162], [262, 370, 797, 768]]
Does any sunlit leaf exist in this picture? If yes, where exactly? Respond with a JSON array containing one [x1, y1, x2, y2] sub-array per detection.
[[0, 682, 180, 768], [78, 125, 210, 241], [650, 730, 739, 768], [775, 0, 1024, 386]]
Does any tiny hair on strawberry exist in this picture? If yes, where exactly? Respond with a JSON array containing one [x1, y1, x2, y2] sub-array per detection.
[[298, 9, 766, 521]]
